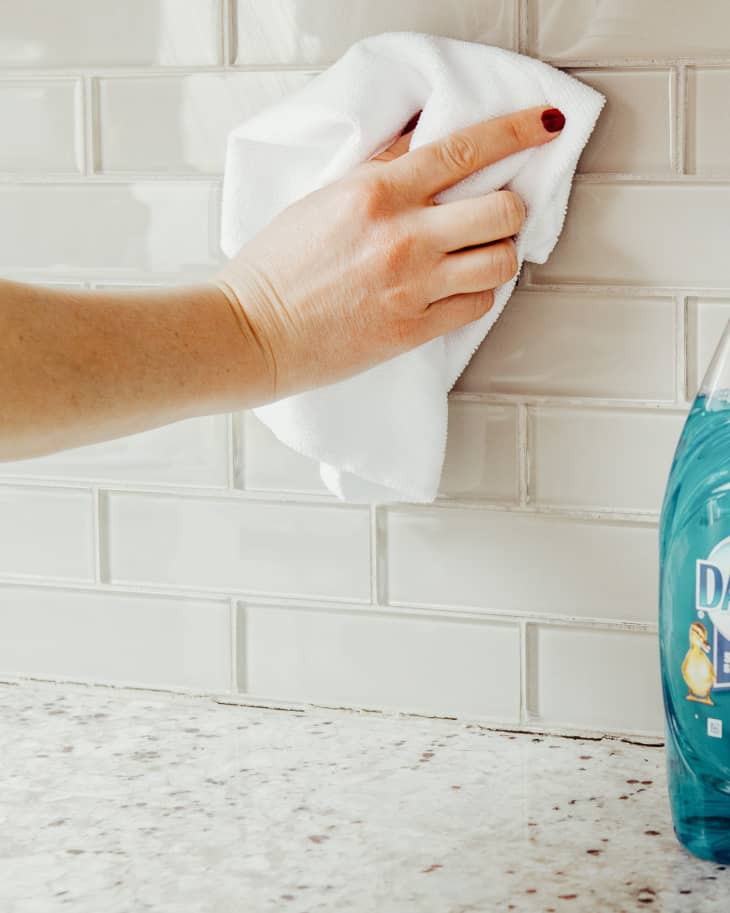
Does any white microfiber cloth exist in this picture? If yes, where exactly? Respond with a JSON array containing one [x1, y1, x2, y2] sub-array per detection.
[[220, 32, 604, 504]]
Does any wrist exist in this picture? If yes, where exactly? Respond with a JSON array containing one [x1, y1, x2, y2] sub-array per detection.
[[207, 272, 279, 406]]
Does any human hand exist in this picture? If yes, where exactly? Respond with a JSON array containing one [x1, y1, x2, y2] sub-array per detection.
[[213, 105, 565, 402]]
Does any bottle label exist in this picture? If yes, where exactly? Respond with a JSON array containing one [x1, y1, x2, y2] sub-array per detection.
[[690, 536, 730, 702]]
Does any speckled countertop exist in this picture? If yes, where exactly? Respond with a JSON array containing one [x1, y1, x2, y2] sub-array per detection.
[[1, 681, 729, 913]]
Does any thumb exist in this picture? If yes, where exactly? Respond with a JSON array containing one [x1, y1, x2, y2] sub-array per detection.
[[371, 110, 422, 163]]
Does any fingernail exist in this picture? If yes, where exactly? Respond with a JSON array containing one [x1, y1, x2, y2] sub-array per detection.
[[401, 110, 422, 135], [541, 107, 565, 133]]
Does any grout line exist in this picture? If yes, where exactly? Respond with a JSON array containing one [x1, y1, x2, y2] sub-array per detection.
[[96, 489, 109, 583], [676, 64, 688, 174], [516, 0, 528, 54], [225, 411, 236, 489], [91, 486, 102, 584], [234, 410, 246, 489], [80, 76, 96, 175], [0, 576, 659, 633], [519, 620, 529, 725], [222, 0, 235, 66], [0, 473, 665, 523], [0, 174, 224, 185], [371, 506, 388, 605], [572, 172, 730, 183], [11, 172, 730, 186], [676, 294, 689, 403], [369, 506, 379, 605], [0, 64, 324, 78], [229, 596, 239, 692], [450, 391, 688, 411], [521, 280, 730, 297], [517, 403, 529, 506], [4, 58, 730, 79], [220, 0, 228, 67]]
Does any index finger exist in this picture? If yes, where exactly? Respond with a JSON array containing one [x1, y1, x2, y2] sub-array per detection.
[[386, 105, 565, 199]]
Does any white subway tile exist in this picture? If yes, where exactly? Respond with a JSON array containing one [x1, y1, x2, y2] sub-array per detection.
[[241, 604, 520, 721], [687, 68, 730, 176], [242, 412, 328, 495], [529, 407, 684, 513], [530, 184, 730, 288], [0, 585, 231, 691], [245, 402, 519, 502], [385, 507, 657, 624], [0, 486, 94, 580], [529, 0, 730, 59], [106, 492, 371, 600], [0, 183, 221, 279], [97, 72, 315, 175], [570, 69, 672, 174], [234, 0, 515, 65], [455, 290, 676, 401], [527, 625, 663, 735], [2, 0, 220, 67], [0, 416, 229, 487], [440, 402, 519, 502], [0, 80, 82, 173], [687, 298, 730, 398]]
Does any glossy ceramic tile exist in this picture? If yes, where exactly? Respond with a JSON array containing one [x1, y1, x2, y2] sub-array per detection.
[[2, 0, 220, 67], [0, 183, 222, 279], [0, 80, 82, 174], [385, 507, 658, 624], [0, 585, 231, 690], [526, 625, 663, 735], [570, 69, 673, 174], [106, 492, 371, 600], [687, 68, 730, 176], [0, 486, 94, 581], [233, 0, 515, 65], [439, 402, 518, 502], [529, 407, 685, 512], [528, 0, 730, 60], [242, 412, 328, 495], [241, 604, 521, 720], [455, 290, 676, 401], [530, 184, 730, 288], [97, 72, 315, 174], [0, 415, 229, 487], [686, 298, 730, 398], [3, 0, 724, 739]]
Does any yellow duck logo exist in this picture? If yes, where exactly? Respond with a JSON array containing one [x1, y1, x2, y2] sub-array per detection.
[[682, 621, 717, 705]]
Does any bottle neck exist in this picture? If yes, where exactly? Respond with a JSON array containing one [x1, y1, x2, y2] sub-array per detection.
[[699, 318, 730, 408]]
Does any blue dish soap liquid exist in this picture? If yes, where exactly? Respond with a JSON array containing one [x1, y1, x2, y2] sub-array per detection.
[[660, 319, 730, 862]]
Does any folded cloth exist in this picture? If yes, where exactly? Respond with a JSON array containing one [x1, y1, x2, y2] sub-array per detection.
[[220, 32, 604, 503]]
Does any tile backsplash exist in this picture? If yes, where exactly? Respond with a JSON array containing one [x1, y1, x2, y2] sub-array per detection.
[[1, 0, 726, 739]]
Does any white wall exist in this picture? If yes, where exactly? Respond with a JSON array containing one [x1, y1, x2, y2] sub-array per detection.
[[4, 0, 727, 738]]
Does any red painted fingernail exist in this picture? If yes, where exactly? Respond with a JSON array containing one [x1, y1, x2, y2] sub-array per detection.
[[541, 107, 565, 133], [401, 110, 422, 135]]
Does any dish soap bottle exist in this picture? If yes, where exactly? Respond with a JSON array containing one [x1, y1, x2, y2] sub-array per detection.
[[660, 318, 730, 862]]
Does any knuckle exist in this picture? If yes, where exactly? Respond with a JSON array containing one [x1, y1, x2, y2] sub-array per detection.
[[498, 191, 526, 231], [472, 289, 495, 321], [505, 116, 527, 148], [350, 174, 393, 219], [382, 230, 413, 275], [440, 133, 480, 175], [366, 173, 392, 205], [494, 240, 519, 284]]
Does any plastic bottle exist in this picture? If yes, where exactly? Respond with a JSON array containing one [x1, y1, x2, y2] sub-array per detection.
[[660, 318, 730, 862]]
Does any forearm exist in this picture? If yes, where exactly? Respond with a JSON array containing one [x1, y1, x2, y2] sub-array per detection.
[[0, 279, 271, 461]]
